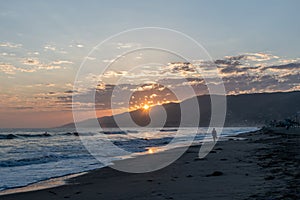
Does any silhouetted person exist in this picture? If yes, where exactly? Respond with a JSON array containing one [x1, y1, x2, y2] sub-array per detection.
[[212, 128, 217, 143]]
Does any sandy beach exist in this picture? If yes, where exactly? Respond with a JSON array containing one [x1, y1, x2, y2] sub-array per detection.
[[1, 128, 299, 200]]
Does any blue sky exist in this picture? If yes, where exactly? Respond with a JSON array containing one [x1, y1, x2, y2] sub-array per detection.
[[1, 0, 300, 128], [1, 0, 300, 58]]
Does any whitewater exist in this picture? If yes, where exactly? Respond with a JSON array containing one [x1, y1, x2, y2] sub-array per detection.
[[0, 127, 258, 191]]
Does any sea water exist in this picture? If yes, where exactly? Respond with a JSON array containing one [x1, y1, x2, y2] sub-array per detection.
[[0, 127, 258, 191]]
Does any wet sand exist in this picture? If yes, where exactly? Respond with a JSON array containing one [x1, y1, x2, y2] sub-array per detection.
[[1, 128, 299, 200]]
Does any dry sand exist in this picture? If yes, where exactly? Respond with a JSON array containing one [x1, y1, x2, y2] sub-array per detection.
[[1, 128, 299, 200]]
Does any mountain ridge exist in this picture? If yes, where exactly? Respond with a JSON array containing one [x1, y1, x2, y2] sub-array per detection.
[[61, 91, 300, 128]]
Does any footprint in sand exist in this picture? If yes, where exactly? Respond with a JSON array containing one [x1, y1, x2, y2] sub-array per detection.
[[206, 171, 223, 177]]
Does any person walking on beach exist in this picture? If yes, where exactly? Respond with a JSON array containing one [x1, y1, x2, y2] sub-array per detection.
[[212, 128, 217, 143]]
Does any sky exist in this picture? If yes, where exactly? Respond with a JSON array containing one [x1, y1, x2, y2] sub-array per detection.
[[0, 0, 300, 128]]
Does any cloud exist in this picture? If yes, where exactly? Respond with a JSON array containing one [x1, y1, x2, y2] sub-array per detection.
[[171, 53, 300, 95], [244, 53, 279, 61], [22, 58, 40, 65], [224, 52, 279, 62], [27, 51, 40, 56], [68, 42, 85, 48], [131, 84, 165, 92], [38, 65, 61, 70], [182, 78, 205, 86], [52, 60, 73, 65], [223, 55, 247, 61], [8, 51, 298, 113], [278, 58, 300, 64], [56, 82, 179, 111], [261, 62, 300, 71], [25, 83, 56, 88], [0, 57, 64, 75], [76, 44, 84, 48], [0, 42, 22, 48], [218, 53, 281, 78], [44, 45, 56, 51], [64, 90, 77, 94], [0, 63, 35, 74], [116, 42, 140, 49], [102, 70, 128, 78], [162, 62, 197, 75], [215, 59, 242, 67], [1, 52, 16, 56], [44, 44, 67, 54], [46, 83, 56, 87], [215, 52, 285, 76], [0, 63, 19, 74], [20, 58, 62, 71]]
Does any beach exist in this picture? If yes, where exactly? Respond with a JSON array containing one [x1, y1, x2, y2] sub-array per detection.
[[1, 128, 299, 200]]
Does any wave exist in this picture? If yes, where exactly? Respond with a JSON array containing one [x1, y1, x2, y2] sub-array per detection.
[[0, 129, 141, 140], [99, 129, 139, 134], [113, 136, 173, 152], [100, 130, 127, 135], [0, 154, 63, 167], [0, 154, 84, 168], [0, 134, 18, 140], [17, 133, 51, 138], [0, 132, 86, 140], [159, 128, 178, 132], [0, 133, 51, 140], [62, 132, 79, 136]]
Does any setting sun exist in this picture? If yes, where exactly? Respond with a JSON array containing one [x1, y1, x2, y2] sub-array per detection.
[[148, 148, 153, 154], [143, 104, 150, 110]]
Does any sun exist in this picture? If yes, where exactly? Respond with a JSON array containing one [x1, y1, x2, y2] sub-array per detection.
[[142, 104, 150, 110], [148, 148, 153, 154]]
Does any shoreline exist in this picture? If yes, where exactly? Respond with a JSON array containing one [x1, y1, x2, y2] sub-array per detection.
[[1, 128, 299, 199], [0, 129, 254, 195], [0, 130, 258, 196], [0, 172, 87, 196]]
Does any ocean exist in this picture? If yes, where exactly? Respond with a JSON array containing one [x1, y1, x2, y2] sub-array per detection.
[[0, 127, 258, 191]]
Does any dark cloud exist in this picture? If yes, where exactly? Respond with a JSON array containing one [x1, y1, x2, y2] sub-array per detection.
[[215, 59, 242, 67], [219, 65, 245, 74], [52, 54, 300, 111], [57, 95, 72, 102], [64, 90, 76, 94], [165, 62, 196, 74], [277, 73, 300, 84], [214, 56, 245, 74], [225, 55, 247, 61], [56, 83, 180, 111], [261, 62, 300, 70]]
